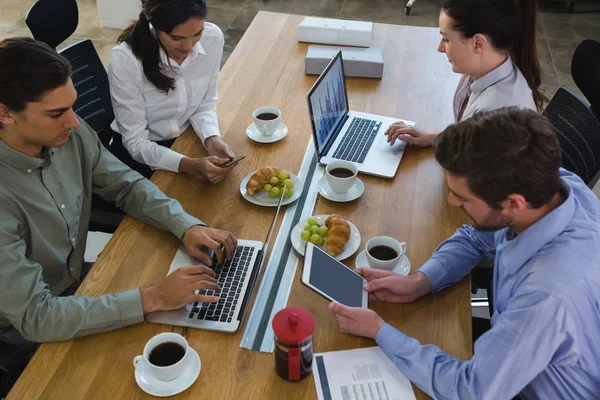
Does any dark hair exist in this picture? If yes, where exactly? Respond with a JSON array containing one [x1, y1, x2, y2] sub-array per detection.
[[0, 37, 71, 128], [434, 107, 562, 209], [117, 0, 207, 92], [442, 0, 547, 111]]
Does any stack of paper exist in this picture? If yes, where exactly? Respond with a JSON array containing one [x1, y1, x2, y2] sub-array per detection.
[[313, 347, 416, 400]]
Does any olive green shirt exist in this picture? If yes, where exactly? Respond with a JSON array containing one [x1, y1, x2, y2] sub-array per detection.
[[0, 118, 203, 342]]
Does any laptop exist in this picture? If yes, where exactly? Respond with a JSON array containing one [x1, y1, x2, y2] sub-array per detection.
[[147, 195, 285, 333], [307, 51, 415, 178]]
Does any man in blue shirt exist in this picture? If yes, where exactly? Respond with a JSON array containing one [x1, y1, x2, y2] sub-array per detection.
[[329, 108, 600, 399]]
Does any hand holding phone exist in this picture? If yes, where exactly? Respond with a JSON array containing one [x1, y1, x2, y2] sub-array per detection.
[[219, 155, 246, 168]]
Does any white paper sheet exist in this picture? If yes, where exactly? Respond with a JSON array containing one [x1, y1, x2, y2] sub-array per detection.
[[84, 231, 113, 263], [313, 347, 416, 400]]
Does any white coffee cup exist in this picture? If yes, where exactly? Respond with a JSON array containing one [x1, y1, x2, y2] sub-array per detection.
[[365, 236, 407, 271], [133, 332, 189, 381], [253, 106, 282, 136], [326, 160, 358, 194]]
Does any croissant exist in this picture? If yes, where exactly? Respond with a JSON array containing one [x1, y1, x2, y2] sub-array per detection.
[[246, 166, 281, 195], [325, 214, 350, 257]]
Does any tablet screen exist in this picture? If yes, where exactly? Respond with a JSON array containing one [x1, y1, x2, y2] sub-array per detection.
[[308, 246, 364, 307]]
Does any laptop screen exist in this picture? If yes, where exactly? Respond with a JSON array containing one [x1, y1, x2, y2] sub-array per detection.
[[307, 52, 349, 153]]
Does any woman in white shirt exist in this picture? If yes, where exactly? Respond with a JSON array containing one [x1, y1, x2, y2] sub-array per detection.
[[386, 0, 546, 147], [108, 0, 234, 182]]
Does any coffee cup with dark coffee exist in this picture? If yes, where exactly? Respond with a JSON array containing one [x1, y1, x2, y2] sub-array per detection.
[[365, 236, 407, 271], [253, 106, 282, 136], [325, 160, 358, 194], [133, 332, 190, 381]]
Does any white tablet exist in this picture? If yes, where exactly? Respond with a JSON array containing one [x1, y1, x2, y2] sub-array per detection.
[[302, 243, 368, 308]]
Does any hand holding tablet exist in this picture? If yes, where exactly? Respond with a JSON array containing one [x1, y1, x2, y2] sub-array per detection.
[[301, 243, 368, 308]]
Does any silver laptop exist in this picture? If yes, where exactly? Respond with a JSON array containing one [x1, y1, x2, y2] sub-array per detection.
[[307, 51, 415, 178], [147, 196, 284, 333]]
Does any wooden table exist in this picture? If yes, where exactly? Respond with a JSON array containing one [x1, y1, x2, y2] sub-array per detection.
[[9, 12, 470, 400]]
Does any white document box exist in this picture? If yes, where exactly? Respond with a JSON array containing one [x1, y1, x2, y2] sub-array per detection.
[[305, 45, 384, 79], [298, 17, 372, 47]]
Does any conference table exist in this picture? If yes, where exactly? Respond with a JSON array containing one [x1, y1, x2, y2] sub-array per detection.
[[8, 11, 470, 400]]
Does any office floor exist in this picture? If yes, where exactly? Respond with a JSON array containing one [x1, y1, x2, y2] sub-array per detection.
[[1, 0, 599, 319], [1, 0, 599, 102]]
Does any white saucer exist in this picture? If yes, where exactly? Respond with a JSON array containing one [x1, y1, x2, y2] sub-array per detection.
[[354, 250, 411, 276], [317, 176, 364, 202], [135, 348, 201, 397], [246, 122, 288, 143]]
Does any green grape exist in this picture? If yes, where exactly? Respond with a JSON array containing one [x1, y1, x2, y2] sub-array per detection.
[[300, 230, 311, 241], [310, 234, 324, 246], [270, 176, 279, 185], [307, 217, 318, 226], [310, 226, 320, 235], [284, 188, 293, 198], [318, 226, 328, 237], [263, 183, 273, 192], [284, 179, 293, 189], [270, 187, 280, 198], [304, 225, 312, 232], [278, 171, 289, 180]]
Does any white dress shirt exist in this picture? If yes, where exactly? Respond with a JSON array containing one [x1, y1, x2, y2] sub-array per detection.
[[108, 22, 224, 172], [453, 56, 537, 122]]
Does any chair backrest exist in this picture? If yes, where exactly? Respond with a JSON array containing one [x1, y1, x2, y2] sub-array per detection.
[[59, 39, 115, 146], [543, 87, 600, 186], [571, 39, 600, 117], [25, 0, 78, 49]]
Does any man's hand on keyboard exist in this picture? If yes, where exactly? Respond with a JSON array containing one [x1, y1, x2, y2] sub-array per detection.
[[141, 265, 220, 314], [182, 226, 238, 266], [328, 302, 385, 340]]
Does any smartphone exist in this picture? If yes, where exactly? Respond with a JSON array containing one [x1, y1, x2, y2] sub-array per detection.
[[220, 155, 246, 168]]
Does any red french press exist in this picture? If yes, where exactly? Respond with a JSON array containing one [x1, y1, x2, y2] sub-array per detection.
[[272, 306, 315, 381]]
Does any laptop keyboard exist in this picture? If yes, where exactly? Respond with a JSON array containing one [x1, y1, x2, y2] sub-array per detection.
[[332, 117, 382, 163], [187, 246, 255, 324]]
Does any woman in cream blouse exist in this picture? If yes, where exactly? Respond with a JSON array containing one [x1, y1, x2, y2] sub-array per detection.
[[386, 0, 545, 147]]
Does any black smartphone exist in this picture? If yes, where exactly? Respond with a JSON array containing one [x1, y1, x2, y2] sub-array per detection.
[[220, 155, 246, 168]]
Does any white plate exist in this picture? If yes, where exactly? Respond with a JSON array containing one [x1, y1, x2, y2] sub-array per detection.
[[354, 250, 411, 276], [135, 347, 201, 397], [240, 170, 303, 207], [317, 176, 364, 202], [246, 122, 288, 143], [290, 215, 360, 261]]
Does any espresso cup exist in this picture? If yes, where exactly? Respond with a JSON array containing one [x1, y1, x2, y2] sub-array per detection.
[[365, 236, 407, 271], [326, 160, 358, 194], [253, 106, 282, 136], [133, 332, 189, 381]]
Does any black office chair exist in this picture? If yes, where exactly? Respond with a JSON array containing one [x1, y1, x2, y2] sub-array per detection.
[[59, 39, 125, 233], [571, 39, 600, 118], [25, 0, 78, 49], [543, 87, 600, 187]]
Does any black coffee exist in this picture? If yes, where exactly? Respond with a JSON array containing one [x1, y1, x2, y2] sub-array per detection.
[[148, 342, 186, 367], [369, 245, 398, 261], [256, 112, 279, 121], [329, 168, 354, 178]]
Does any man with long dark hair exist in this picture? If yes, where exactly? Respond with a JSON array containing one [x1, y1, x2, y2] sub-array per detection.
[[330, 108, 600, 399]]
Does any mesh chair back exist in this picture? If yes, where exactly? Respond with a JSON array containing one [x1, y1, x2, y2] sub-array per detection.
[[543, 87, 600, 186], [59, 39, 115, 147], [571, 39, 600, 117], [25, 0, 78, 49], [60, 40, 124, 233]]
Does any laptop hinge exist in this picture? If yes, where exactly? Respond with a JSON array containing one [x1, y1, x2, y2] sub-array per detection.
[[237, 249, 264, 322], [320, 113, 350, 159]]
